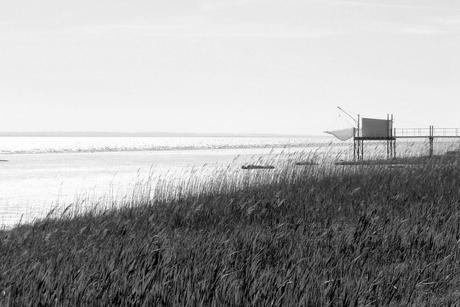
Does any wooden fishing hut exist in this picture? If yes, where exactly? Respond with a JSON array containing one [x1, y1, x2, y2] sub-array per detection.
[[354, 114, 396, 161]]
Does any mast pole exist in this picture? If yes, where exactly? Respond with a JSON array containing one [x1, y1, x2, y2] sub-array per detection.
[[337, 106, 358, 125]]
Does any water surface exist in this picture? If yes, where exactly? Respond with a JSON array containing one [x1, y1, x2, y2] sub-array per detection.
[[0, 136, 456, 226]]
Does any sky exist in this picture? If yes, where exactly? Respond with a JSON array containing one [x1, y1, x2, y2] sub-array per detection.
[[0, 0, 459, 135]]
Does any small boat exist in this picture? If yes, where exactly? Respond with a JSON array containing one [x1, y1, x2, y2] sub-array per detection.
[[242, 165, 275, 170], [295, 161, 318, 166]]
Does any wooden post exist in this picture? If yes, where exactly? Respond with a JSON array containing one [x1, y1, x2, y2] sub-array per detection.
[[357, 115, 361, 160], [392, 114, 395, 159], [389, 140, 392, 159], [358, 114, 360, 138], [390, 114, 393, 159], [393, 125, 397, 159], [429, 125, 434, 157], [353, 128, 356, 161], [386, 114, 390, 159], [393, 138, 397, 159]]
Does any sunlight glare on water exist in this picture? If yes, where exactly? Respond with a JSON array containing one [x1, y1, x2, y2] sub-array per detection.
[[0, 136, 457, 227]]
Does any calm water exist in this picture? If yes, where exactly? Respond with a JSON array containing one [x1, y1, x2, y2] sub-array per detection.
[[0, 136, 336, 154], [0, 136, 341, 226], [0, 136, 457, 227]]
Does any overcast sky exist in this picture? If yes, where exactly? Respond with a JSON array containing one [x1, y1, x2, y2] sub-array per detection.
[[0, 0, 459, 134]]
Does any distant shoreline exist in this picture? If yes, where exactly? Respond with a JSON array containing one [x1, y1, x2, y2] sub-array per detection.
[[0, 132, 322, 138], [0, 141, 344, 156]]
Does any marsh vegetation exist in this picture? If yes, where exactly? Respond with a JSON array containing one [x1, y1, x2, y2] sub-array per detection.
[[1, 152, 459, 305]]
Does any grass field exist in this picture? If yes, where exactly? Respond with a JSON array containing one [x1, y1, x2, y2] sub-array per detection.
[[1, 153, 460, 306]]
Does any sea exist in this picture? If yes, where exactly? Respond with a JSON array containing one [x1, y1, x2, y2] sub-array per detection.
[[0, 136, 457, 227]]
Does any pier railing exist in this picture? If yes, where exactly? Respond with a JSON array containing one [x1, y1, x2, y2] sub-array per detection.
[[395, 128, 430, 137], [432, 128, 460, 137], [395, 128, 460, 138]]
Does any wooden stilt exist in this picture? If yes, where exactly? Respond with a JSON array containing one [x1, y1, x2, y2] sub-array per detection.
[[429, 125, 434, 157], [354, 128, 357, 161], [393, 122, 396, 159], [386, 114, 390, 159], [393, 139, 397, 159]]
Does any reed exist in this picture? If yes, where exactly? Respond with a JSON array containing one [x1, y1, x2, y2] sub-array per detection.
[[1, 151, 459, 306]]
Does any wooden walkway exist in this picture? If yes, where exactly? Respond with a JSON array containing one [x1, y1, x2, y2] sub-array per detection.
[[395, 127, 460, 139], [354, 126, 460, 161]]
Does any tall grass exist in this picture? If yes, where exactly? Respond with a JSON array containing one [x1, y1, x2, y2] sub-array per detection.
[[1, 152, 460, 305]]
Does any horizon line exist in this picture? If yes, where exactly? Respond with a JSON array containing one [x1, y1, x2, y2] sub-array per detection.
[[0, 131, 322, 138]]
